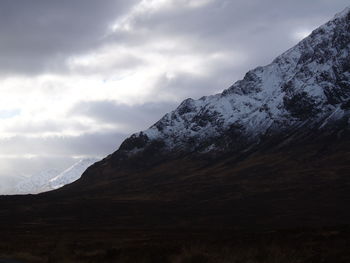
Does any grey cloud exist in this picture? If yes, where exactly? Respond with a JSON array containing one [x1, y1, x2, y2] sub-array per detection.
[[110, 0, 349, 72], [145, 48, 256, 101], [71, 53, 146, 75], [0, 156, 76, 178], [0, 131, 131, 180], [153, 63, 243, 101], [0, 0, 137, 75], [70, 100, 178, 131], [108, 1, 349, 107], [1, 0, 347, 77], [0, 131, 128, 158], [4, 119, 89, 134]]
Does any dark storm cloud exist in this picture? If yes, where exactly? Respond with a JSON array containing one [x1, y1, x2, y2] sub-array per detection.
[[0, 0, 137, 75]]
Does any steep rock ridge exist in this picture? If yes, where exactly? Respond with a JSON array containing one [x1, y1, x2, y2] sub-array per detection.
[[115, 7, 350, 158]]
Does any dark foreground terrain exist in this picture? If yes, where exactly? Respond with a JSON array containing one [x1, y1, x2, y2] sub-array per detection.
[[1, 226, 350, 263], [0, 129, 349, 262]]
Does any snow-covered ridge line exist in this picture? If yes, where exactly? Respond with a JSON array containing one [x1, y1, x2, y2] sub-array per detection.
[[49, 158, 100, 190], [122, 6, 350, 154]]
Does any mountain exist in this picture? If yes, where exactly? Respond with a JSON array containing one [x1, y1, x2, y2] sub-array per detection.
[[14, 169, 60, 194], [0, 174, 26, 195], [41, 6, 349, 227], [58, 5, 349, 207], [0, 7, 350, 262], [49, 158, 100, 190], [109, 6, 350, 159], [2, 158, 99, 195]]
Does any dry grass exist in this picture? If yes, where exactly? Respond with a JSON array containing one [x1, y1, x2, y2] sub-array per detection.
[[171, 244, 309, 263], [1, 227, 350, 263]]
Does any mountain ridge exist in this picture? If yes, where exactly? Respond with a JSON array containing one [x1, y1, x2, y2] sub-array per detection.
[[101, 6, 350, 164]]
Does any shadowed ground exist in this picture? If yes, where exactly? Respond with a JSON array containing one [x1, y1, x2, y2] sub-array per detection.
[[0, 129, 349, 262]]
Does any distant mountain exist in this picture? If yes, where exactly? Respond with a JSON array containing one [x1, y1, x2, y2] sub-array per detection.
[[0, 174, 26, 195], [49, 158, 100, 190], [14, 169, 61, 194], [3, 158, 99, 195]]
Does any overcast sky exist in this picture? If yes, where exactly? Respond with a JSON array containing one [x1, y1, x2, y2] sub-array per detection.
[[0, 0, 348, 179]]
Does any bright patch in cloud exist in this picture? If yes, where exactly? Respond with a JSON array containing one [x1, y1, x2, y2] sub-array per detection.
[[111, 0, 214, 32], [0, 35, 239, 141], [0, 109, 21, 119]]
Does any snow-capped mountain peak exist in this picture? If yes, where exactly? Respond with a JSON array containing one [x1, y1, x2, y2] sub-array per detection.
[[117, 6, 350, 156]]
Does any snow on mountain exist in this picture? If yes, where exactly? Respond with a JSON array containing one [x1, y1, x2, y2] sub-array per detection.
[[118, 6, 350, 155], [14, 169, 61, 194], [0, 175, 26, 195], [49, 158, 100, 190], [1, 158, 99, 195]]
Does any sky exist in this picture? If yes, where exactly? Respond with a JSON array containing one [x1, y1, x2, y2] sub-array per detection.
[[0, 0, 348, 181]]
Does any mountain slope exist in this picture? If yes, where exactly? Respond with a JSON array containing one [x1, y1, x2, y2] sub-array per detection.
[[14, 169, 60, 194], [2, 158, 99, 195], [97, 7, 350, 166], [49, 158, 100, 190]]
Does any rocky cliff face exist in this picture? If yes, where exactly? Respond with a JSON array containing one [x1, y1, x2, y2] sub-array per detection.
[[111, 7, 350, 161]]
